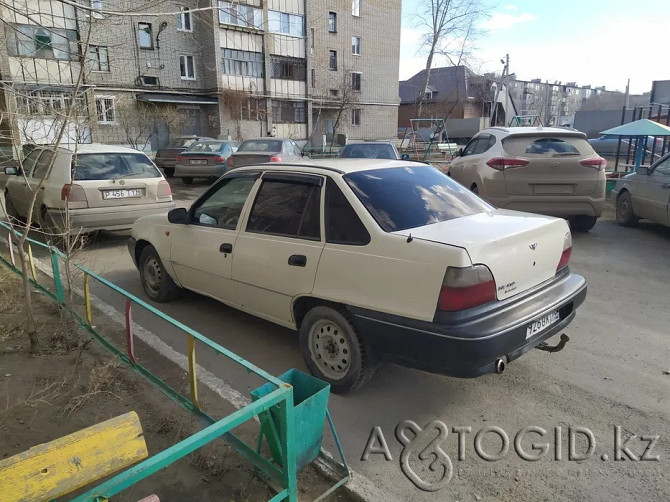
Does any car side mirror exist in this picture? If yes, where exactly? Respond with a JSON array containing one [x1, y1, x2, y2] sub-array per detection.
[[636, 167, 649, 175], [4, 166, 19, 175], [167, 207, 187, 224], [401, 153, 410, 161], [457, 148, 464, 157]]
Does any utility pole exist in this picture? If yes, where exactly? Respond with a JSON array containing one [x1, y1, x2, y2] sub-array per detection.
[[490, 53, 509, 126]]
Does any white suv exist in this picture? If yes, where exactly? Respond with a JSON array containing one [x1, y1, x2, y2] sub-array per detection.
[[129, 159, 587, 393], [449, 127, 607, 232], [4, 144, 174, 234]]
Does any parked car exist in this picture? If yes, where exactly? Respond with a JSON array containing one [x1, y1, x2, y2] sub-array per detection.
[[226, 138, 305, 169], [154, 136, 214, 177], [173, 140, 240, 184], [0, 144, 36, 189], [612, 152, 670, 227], [449, 127, 606, 232], [588, 135, 666, 159], [4, 144, 174, 235], [337, 141, 407, 160], [128, 159, 586, 393]]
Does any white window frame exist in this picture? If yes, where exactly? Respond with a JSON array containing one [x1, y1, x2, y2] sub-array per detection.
[[352, 36, 361, 55], [177, 6, 193, 32], [88, 45, 109, 72], [138, 22, 153, 49], [95, 96, 116, 124], [351, 108, 361, 126], [352, 0, 360, 17], [180, 54, 196, 80], [218, 1, 262, 29]]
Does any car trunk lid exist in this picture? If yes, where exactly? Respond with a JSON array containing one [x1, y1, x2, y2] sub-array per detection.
[[229, 153, 275, 168], [393, 211, 567, 300]]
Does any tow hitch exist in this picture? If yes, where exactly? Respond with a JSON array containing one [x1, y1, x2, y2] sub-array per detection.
[[536, 333, 570, 353]]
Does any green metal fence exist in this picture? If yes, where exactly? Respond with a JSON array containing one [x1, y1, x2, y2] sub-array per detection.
[[0, 221, 349, 501]]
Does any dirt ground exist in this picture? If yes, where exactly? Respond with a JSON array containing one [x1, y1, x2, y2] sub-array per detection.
[[0, 267, 351, 502]]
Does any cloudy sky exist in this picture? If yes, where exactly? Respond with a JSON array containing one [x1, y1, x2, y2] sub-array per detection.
[[400, 0, 667, 94]]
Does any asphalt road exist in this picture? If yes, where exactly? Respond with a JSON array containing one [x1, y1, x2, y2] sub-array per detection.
[[13, 180, 670, 501]]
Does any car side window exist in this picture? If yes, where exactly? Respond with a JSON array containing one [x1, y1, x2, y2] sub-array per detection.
[[473, 135, 493, 155], [325, 179, 370, 245], [246, 177, 322, 240], [461, 138, 480, 156], [652, 157, 670, 176], [31, 150, 56, 179], [20, 149, 42, 176], [192, 175, 257, 229]]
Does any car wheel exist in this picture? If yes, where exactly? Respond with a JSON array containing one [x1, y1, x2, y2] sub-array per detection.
[[4, 192, 22, 224], [299, 306, 374, 394], [164, 167, 174, 178], [139, 245, 182, 302], [616, 191, 638, 227], [471, 184, 479, 195], [570, 215, 598, 232], [182, 177, 194, 185], [39, 206, 66, 237]]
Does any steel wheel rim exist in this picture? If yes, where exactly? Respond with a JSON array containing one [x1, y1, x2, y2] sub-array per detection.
[[308, 320, 351, 380], [619, 197, 630, 221], [143, 256, 163, 295]]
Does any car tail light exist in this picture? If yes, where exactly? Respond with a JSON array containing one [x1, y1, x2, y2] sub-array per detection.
[[61, 184, 87, 202], [580, 157, 607, 170], [227, 156, 234, 167], [556, 231, 572, 272], [157, 180, 172, 198], [214, 156, 225, 163], [175, 155, 184, 163], [486, 157, 529, 171], [269, 155, 282, 162], [437, 265, 496, 312]]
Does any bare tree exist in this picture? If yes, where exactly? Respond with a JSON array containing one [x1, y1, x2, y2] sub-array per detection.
[[412, 0, 489, 117]]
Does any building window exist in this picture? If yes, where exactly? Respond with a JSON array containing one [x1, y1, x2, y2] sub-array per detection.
[[352, 0, 360, 17], [241, 98, 266, 121], [268, 10, 305, 37], [95, 96, 116, 123], [177, 6, 192, 31], [222, 49, 263, 77], [352, 36, 361, 55], [351, 72, 361, 91], [218, 1, 262, 29], [311, 69, 316, 88], [271, 101, 306, 124], [16, 90, 86, 116], [329, 50, 337, 71], [7, 24, 78, 61], [329, 89, 339, 97], [271, 56, 306, 81], [351, 108, 361, 126], [179, 55, 196, 80], [88, 45, 109, 71], [328, 12, 337, 33], [310, 28, 315, 49], [138, 23, 153, 49]]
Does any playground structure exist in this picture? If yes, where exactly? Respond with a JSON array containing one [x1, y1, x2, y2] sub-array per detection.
[[0, 221, 349, 502]]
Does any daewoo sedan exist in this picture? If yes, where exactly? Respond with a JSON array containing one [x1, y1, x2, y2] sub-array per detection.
[[128, 160, 587, 393], [174, 140, 239, 184]]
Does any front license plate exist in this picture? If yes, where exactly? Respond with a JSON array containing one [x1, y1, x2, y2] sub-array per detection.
[[190, 159, 208, 165], [526, 310, 560, 339], [103, 189, 143, 199]]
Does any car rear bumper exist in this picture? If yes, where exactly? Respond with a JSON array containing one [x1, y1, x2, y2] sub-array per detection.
[[488, 195, 605, 217], [174, 164, 228, 178], [347, 271, 587, 378], [155, 158, 176, 168], [47, 202, 175, 232]]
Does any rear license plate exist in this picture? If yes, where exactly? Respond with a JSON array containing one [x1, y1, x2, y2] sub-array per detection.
[[190, 159, 208, 165], [526, 310, 560, 339], [102, 189, 143, 199]]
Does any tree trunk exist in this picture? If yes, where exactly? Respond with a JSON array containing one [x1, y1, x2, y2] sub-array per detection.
[[19, 250, 40, 353], [417, 37, 438, 118]]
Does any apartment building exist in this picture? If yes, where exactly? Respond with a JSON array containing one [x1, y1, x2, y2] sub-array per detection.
[[0, 0, 401, 149]]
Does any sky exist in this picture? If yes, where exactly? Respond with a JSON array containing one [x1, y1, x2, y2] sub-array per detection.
[[400, 0, 669, 94]]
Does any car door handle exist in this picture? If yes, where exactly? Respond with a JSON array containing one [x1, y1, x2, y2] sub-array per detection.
[[219, 243, 233, 253], [288, 254, 307, 267]]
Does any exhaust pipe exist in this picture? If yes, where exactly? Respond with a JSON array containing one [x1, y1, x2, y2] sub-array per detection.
[[495, 358, 506, 374]]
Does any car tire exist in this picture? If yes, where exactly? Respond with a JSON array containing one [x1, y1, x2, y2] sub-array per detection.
[[182, 177, 193, 185], [139, 245, 182, 302], [299, 306, 374, 394], [164, 167, 174, 178], [570, 215, 598, 232], [470, 184, 479, 195], [4, 192, 22, 224], [616, 191, 638, 227], [39, 206, 66, 238]]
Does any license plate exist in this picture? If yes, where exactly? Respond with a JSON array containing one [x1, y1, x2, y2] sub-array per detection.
[[526, 310, 560, 339], [103, 189, 143, 199], [190, 159, 208, 165]]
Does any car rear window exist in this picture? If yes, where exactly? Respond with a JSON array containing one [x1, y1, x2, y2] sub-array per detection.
[[73, 153, 161, 181], [344, 166, 492, 232], [238, 140, 282, 152], [187, 142, 226, 153], [503, 136, 592, 157], [340, 144, 396, 159], [167, 138, 196, 148]]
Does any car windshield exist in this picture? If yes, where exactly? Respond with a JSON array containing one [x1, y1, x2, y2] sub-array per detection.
[[345, 166, 492, 232], [73, 153, 161, 180], [503, 136, 591, 157], [167, 138, 196, 148], [339, 144, 396, 159], [187, 141, 226, 153], [237, 140, 282, 152]]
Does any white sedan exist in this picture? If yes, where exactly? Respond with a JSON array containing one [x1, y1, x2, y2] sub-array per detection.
[[128, 160, 587, 393]]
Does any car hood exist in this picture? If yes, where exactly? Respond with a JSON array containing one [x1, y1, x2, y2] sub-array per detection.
[[393, 210, 568, 299]]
